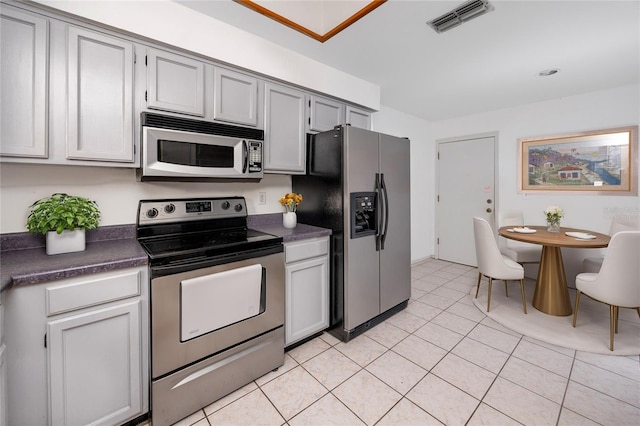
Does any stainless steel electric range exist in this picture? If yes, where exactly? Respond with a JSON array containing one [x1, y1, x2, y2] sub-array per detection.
[[136, 196, 285, 426]]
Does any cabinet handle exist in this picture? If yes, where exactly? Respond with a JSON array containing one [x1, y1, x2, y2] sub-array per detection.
[[486, 208, 493, 213]]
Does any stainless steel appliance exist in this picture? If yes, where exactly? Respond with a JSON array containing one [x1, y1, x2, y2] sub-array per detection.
[[292, 125, 411, 341], [138, 112, 264, 181], [136, 197, 284, 426]]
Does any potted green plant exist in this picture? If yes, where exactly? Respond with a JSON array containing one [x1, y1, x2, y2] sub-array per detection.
[[26, 193, 101, 255]]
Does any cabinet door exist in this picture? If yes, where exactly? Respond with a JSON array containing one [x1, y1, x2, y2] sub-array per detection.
[[47, 300, 143, 426], [0, 6, 48, 158], [214, 68, 258, 126], [308, 95, 344, 133], [147, 48, 205, 117], [285, 256, 329, 345], [346, 105, 372, 130], [264, 82, 306, 174], [67, 26, 134, 162]]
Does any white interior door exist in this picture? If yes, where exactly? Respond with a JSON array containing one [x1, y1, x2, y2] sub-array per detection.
[[437, 136, 496, 266]]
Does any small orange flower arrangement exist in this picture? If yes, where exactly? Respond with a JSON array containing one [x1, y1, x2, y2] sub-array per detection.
[[279, 193, 303, 212]]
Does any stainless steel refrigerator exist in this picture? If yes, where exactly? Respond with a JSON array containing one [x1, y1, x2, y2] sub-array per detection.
[[292, 125, 411, 342]]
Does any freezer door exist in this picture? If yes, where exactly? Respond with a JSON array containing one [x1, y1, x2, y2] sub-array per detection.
[[344, 127, 380, 330], [379, 133, 411, 312]]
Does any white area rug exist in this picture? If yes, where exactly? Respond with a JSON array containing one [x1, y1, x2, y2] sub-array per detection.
[[471, 279, 640, 355]]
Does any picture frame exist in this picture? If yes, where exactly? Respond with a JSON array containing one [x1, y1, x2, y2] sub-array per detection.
[[519, 126, 638, 195]]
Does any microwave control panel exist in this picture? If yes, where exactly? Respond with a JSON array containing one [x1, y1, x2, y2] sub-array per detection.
[[248, 141, 262, 173]]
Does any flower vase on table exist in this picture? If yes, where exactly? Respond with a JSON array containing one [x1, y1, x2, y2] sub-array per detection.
[[279, 192, 303, 229], [546, 221, 561, 233], [544, 205, 564, 233]]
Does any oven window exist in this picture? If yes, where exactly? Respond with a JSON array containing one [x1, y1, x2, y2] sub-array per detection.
[[158, 140, 234, 168]]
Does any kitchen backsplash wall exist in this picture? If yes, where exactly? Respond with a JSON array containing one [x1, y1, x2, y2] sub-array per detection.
[[0, 163, 291, 234]]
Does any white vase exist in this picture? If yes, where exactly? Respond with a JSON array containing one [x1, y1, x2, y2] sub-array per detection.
[[46, 229, 86, 255], [283, 212, 297, 229]]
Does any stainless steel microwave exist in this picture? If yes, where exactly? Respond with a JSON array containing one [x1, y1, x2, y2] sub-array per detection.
[[138, 113, 264, 182]]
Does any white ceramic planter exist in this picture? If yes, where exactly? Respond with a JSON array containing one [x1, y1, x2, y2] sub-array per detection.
[[283, 212, 297, 229], [46, 229, 86, 255]]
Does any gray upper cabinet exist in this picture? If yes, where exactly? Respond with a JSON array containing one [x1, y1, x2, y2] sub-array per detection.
[[66, 26, 135, 162], [264, 82, 306, 174], [308, 95, 344, 133], [0, 6, 48, 158], [213, 67, 259, 127], [146, 48, 205, 117], [346, 105, 372, 130]]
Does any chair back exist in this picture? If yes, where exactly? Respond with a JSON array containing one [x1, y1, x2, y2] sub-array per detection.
[[501, 212, 525, 228], [474, 217, 520, 278], [609, 215, 640, 235], [501, 211, 531, 248], [589, 231, 640, 308]]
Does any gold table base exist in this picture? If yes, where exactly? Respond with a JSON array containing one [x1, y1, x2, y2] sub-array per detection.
[[532, 246, 573, 316]]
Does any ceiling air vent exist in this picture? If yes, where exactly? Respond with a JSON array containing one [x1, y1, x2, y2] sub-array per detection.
[[427, 0, 495, 33]]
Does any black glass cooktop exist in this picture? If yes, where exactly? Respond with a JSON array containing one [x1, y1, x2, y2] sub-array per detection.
[[140, 228, 281, 260]]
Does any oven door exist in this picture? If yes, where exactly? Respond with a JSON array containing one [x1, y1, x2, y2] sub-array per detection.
[[141, 126, 263, 180], [151, 251, 284, 379]]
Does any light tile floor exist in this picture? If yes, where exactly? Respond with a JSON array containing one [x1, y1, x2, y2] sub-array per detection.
[[169, 258, 640, 426]]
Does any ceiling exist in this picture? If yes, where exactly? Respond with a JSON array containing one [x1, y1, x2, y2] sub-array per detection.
[[176, 1, 640, 122]]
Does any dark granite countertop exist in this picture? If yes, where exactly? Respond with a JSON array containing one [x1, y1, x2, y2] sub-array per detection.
[[0, 225, 147, 291], [248, 214, 332, 242], [1, 216, 331, 291]]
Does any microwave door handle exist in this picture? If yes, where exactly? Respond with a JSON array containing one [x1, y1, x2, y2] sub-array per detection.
[[242, 140, 248, 173]]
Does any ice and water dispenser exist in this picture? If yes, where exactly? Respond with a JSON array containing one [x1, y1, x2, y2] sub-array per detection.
[[350, 192, 377, 238]]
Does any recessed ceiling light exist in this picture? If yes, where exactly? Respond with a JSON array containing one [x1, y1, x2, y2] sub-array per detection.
[[539, 69, 560, 76]]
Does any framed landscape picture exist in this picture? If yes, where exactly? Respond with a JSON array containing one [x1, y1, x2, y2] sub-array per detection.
[[519, 126, 638, 195]]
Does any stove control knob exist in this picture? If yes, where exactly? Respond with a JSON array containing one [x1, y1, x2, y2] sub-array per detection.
[[234, 203, 243, 212], [164, 203, 175, 214], [146, 208, 158, 218], [221, 201, 231, 210]]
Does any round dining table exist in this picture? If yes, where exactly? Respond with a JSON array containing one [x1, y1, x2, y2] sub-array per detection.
[[498, 226, 610, 316]]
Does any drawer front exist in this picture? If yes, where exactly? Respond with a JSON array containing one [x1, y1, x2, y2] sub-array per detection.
[[285, 237, 329, 264], [46, 270, 142, 316]]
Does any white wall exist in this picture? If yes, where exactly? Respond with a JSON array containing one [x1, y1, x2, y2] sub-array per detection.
[[429, 84, 640, 282], [0, 164, 291, 233]]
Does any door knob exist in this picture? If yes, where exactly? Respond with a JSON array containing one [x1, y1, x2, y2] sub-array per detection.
[[486, 208, 492, 213]]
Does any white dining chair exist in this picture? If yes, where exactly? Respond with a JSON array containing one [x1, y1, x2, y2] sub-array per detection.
[[473, 217, 527, 313], [582, 215, 640, 273], [573, 231, 640, 351], [500, 211, 541, 265]]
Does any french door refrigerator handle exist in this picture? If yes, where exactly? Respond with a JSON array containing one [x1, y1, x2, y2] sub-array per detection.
[[375, 173, 382, 251], [380, 173, 389, 250]]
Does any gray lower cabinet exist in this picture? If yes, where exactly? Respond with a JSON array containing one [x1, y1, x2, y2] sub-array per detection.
[[308, 95, 344, 133], [65, 26, 135, 162], [0, 5, 48, 158], [146, 48, 205, 117], [285, 236, 330, 346], [264, 82, 307, 174], [4, 267, 149, 426]]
